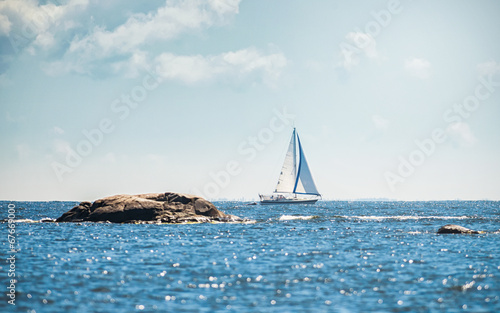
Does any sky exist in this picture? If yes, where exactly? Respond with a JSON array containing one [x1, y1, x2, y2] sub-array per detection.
[[1, 0, 499, 201]]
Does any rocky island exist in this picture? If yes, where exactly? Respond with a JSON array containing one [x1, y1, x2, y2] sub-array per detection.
[[56, 192, 241, 224], [437, 224, 484, 234]]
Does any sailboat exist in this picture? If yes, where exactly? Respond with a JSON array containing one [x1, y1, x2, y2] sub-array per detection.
[[259, 128, 321, 204]]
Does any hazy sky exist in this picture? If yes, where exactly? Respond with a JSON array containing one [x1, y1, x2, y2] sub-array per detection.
[[1, 0, 499, 201]]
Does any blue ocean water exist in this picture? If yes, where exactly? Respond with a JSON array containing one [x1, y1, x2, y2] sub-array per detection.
[[1, 200, 499, 313]]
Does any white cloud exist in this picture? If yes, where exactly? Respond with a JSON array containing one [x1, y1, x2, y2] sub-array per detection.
[[41, 59, 88, 76], [0, 0, 88, 52], [52, 139, 73, 156], [155, 53, 213, 83], [405, 57, 431, 79], [0, 13, 11, 35], [348, 32, 378, 59], [363, 114, 389, 142], [446, 122, 476, 147], [207, 0, 240, 16], [112, 51, 151, 78], [52, 126, 65, 135], [66, 0, 240, 65], [103, 152, 117, 164], [339, 48, 358, 70], [339, 31, 377, 70], [41, 0, 283, 85], [476, 60, 500, 76], [33, 31, 55, 49], [155, 47, 287, 85], [372, 114, 389, 130], [4, 0, 284, 85]]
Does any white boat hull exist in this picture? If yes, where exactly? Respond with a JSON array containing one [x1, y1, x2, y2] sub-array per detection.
[[260, 198, 318, 205], [259, 194, 320, 205]]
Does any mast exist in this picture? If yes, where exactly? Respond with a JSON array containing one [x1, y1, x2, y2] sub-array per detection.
[[292, 127, 297, 180], [293, 128, 298, 197]]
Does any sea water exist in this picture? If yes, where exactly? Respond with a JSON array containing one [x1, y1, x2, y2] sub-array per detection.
[[1, 200, 499, 313]]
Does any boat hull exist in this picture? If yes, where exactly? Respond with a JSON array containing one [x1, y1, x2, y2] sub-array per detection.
[[260, 199, 319, 205]]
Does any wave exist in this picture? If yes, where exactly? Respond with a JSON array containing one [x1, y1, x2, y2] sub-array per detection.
[[10, 218, 40, 223], [277, 215, 475, 222], [342, 215, 471, 221], [279, 215, 319, 221], [0, 218, 56, 223]]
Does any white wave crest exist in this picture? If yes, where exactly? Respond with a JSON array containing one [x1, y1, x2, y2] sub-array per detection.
[[345, 215, 470, 221], [10, 218, 56, 223], [12, 218, 39, 223], [279, 215, 317, 221]]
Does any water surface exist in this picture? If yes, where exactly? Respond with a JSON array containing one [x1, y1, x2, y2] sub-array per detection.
[[1, 200, 499, 312]]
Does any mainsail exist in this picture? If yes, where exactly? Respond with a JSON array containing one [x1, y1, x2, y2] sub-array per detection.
[[274, 128, 320, 196]]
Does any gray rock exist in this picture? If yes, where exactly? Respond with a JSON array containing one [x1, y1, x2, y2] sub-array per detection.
[[437, 224, 483, 234], [56, 192, 242, 224]]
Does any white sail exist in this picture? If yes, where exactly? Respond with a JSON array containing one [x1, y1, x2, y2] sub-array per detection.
[[274, 129, 297, 193], [293, 134, 320, 195], [260, 128, 321, 204]]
